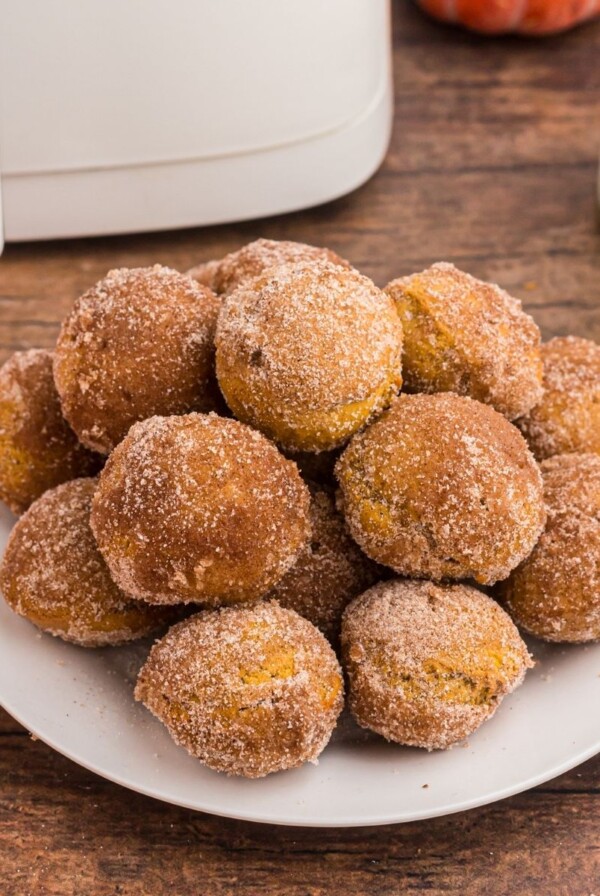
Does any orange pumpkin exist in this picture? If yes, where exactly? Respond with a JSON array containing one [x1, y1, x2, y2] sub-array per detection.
[[418, 0, 600, 35]]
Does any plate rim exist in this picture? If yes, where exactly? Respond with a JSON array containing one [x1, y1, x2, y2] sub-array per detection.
[[2, 689, 598, 828]]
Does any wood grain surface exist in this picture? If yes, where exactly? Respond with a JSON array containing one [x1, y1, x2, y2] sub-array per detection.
[[1, 3, 599, 894]]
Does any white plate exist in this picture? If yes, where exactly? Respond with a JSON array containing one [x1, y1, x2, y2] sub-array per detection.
[[0, 503, 598, 828]]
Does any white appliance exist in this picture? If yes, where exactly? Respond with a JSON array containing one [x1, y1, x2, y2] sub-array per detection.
[[0, 0, 393, 252]]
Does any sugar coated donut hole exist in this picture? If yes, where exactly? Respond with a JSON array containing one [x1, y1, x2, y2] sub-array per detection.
[[516, 336, 600, 461], [497, 453, 600, 642], [91, 413, 311, 606], [0, 349, 99, 514], [267, 484, 381, 641], [54, 265, 222, 454], [336, 392, 545, 585], [385, 263, 543, 421], [135, 601, 344, 777], [216, 260, 404, 453], [212, 238, 350, 296], [0, 478, 174, 646], [341, 579, 532, 750]]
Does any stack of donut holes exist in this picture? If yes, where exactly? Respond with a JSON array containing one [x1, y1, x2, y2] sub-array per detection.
[[1, 239, 598, 778]]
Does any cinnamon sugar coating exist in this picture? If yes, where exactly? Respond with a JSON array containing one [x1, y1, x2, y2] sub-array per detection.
[[498, 453, 600, 642], [386, 263, 543, 421], [212, 238, 350, 296], [91, 413, 311, 606], [54, 265, 221, 454], [0, 349, 99, 514], [342, 579, 532, 750], [0, 478, 174, 646], [135, 601, 344, 777], [186, 259, 222, 293], [516, 336, 600, 461], [216, 260, 403, 453], [336, 393, 545, 585], [268, 485, 380, 641]]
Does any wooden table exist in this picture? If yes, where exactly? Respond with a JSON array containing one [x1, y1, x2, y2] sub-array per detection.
[[1, 5, 599, 894]]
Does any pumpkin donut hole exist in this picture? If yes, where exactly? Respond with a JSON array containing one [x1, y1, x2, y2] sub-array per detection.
[[91, 413, 311, 607], [497, 453, 600, 643], [135, 602, 344, 778], [267, 484, 381, 641], [516, 336, 600, 462], [0, 478, 175, 646], [216, 260, 404, 453], [385, 262, 543, 421], [186, 238, 349, 298], [54, 265, 222, 455], [210, 238, 351, 296], [342, 579, 533, 750], [336, 392, 545, 586], [0, 349, 100, 514]]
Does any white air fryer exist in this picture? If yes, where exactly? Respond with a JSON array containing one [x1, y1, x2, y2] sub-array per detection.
[[0, 0, 393, 251]]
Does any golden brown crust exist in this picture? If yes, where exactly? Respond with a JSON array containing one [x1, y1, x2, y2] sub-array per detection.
[[336, 392, 545, 585], [0, 349, 99, 514], [498, 453, 600, 642], [0, 478, 174, 646], [342, 579, 532, 750], [216, 260, 404, 452], [268, 485, 380, 641], [135, 601, 344, 777], [516, 336, 600, 461], [386, 263, 543, 420], [54, 265, 222, 454], [213, 238, 350, 296], [91, 413, 311, 606]]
